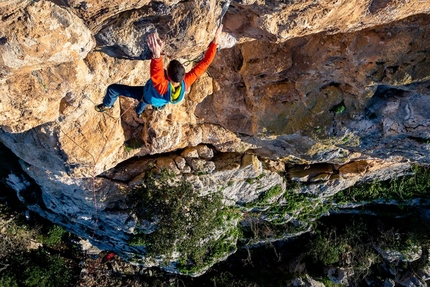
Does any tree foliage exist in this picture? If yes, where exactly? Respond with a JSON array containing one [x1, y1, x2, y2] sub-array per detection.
[[127, 170, 239, 272]]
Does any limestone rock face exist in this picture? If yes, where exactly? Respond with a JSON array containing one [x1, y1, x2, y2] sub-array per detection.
[[94, 0, 223, 60], [223, 0, 430, 42], [0, 0, 430, 276], [0, 1, 94, 133], [199, 14, 430, 138]]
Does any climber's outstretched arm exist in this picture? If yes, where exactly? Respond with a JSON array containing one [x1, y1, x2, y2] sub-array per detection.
[[147, 33, 164, 59], [184, 25, 223, 88], [147, 33, 168, 94]]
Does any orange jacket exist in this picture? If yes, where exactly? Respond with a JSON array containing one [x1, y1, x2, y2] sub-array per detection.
[[149, 42, 218, 94]]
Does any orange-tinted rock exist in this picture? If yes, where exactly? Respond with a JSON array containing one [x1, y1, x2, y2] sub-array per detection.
[[339, 161, 372, 177], [0, 0, 430, 275]]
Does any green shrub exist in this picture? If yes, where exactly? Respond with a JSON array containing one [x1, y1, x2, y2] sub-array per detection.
[[0, 202, 74, 287], [331, 102, 346, 114], [309, 229, 347, 265], [127, 170, 240, 271], [244, 184, 284, 209], [23, 249, 72, 287], [334, 166, 430, 204], [0, 276, 19, 287], [0, 249, 72, 287], [43, 225, 67, 247], [308, 220, 371, 267]]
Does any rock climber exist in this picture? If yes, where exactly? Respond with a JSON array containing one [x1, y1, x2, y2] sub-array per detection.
[[95, 25, 223, 118]]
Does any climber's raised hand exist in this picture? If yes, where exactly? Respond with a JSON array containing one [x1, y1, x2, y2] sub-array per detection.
[[147, 33, 164, 58], [213, 24, 223, 45]]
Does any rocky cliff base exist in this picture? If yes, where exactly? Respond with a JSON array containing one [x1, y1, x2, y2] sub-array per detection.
[[1, 0, 430, 279]]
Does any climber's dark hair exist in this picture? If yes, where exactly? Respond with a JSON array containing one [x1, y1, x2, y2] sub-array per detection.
[[167, 60, 185, 83]]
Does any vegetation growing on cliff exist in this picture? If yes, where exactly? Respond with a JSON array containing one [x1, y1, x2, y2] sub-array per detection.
[[307, 212, 430, 286], [2, 164, 430, 286], [241, 179, 331, 245], [0, 203, 75, 287], [238, 165, 430, 251], [334, 166, 430, 204], [127, 170, 241, 274]]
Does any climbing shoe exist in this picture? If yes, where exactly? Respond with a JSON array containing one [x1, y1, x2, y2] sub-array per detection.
[[135, 107, 144, 118], [95, 104, 112, 112]]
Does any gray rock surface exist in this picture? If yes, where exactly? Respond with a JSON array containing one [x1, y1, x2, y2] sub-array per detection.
[[0, 0, 429, 277]]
